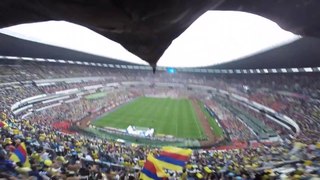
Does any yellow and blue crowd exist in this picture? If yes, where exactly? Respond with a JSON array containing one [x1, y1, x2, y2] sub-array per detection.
[[1, 111, 320, 180]]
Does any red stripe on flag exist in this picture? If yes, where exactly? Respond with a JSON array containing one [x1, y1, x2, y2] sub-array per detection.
[[143, 160, 157, 174], [159, 151, 189, 161], [17, 145, 27, 158]]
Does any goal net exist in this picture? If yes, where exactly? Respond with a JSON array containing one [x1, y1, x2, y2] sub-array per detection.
[[126, 125, 154, 137]]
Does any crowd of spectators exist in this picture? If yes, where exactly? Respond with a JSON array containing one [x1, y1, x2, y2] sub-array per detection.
[[0, 85, 41, 112], [205, 100, 256, 142], [229, 99, 290, 136], [1, 110, 320, 179], [26, 90, 134, 126], [0, 62, 320, 179]]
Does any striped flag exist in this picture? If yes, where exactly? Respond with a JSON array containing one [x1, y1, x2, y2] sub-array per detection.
[[0, 120, 8, 128], [140, 154, 168, 180], [9, 142, 30, 167], [155, 146, 192, 171]]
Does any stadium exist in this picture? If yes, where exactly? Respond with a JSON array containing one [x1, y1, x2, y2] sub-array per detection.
[[1, 1, 320, 180]]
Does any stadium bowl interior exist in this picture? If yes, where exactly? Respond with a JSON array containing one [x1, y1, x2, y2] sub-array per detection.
[[0, 1, 320, 179]]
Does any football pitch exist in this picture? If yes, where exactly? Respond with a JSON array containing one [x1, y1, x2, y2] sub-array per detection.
[[93, 97, 206, 139]]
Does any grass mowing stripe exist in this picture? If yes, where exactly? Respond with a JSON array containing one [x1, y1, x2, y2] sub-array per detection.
[[181, 100, 193, 137], [198, 101, 223, 137], [188, 100, 204, 139], [175, 100, 179, 137]]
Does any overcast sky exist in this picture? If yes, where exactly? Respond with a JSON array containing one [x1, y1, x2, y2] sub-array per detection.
[[0, 11, 300, 67]]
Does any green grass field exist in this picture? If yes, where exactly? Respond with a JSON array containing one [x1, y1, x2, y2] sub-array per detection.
[[93, 97, 206, 139]]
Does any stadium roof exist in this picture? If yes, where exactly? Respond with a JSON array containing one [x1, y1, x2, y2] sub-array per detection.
[[208, 37, 320, 69], [1, 33, 320, 70], [0, 33, 136, 65]]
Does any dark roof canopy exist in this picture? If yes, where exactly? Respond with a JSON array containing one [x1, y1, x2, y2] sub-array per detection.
[[1, 33, 320, 69], [1, 0, 320, 67], [0, 33, 136, 65], [208, 37, 320, 69]]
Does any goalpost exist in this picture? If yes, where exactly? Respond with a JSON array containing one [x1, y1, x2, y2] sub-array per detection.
[[126, 125, 155, 137]]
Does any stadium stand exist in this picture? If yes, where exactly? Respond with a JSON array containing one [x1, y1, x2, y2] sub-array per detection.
[[0, 60, 319, 179]]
